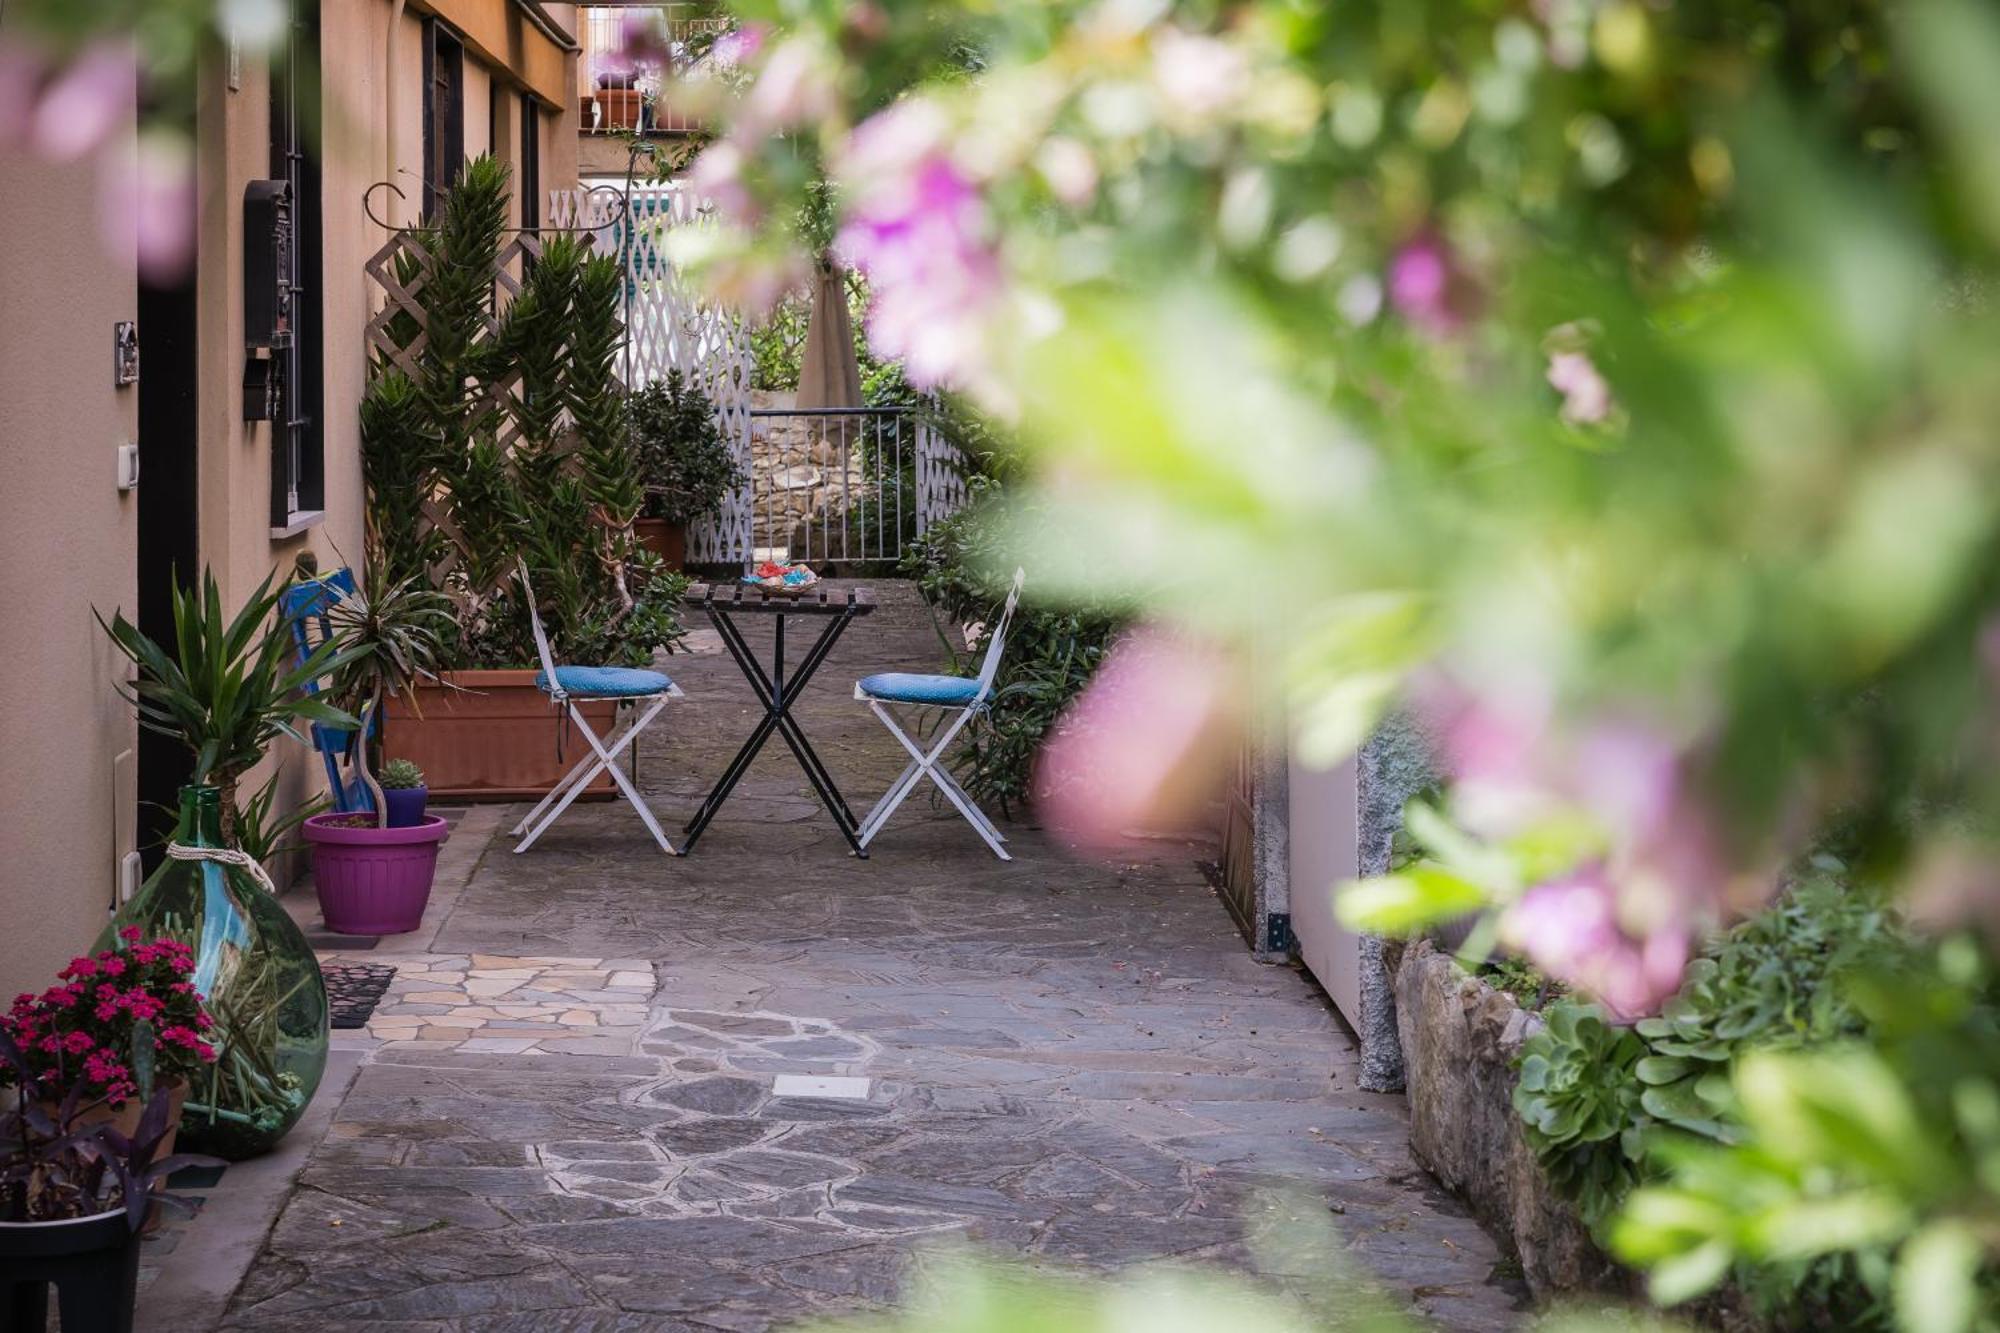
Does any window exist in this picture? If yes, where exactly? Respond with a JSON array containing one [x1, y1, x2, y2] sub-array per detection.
[[520, 93, 541, 234], [269, 0, 323, 531], [421, 21, 464, 220]]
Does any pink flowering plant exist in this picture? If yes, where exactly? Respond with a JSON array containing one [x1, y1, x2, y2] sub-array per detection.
[[0, 928, 217, 1111]]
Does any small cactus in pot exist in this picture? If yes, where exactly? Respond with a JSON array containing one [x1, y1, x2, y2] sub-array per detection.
[[378, 758, 428, 829]]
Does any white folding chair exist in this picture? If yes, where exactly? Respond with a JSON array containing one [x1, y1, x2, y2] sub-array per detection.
[[853, 569, 1025, 859], [511, 561, 683, 855]]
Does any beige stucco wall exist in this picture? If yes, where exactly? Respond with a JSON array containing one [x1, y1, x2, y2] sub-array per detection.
[[200, 2, 577, 843], [0, 3, 580, 957], [0, 143, 141, 994]]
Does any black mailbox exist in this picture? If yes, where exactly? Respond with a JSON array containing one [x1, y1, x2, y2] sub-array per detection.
[[243, 179, 293, 420]]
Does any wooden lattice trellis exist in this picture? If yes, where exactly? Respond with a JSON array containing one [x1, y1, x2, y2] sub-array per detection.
[[361, 225, 617, 599]]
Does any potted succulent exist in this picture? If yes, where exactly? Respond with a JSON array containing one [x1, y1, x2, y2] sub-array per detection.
[[628, 369, 743, 568], [378, 758, 429, 829], [303, 559, 454, 935], [0, 1032, 220, 1332]]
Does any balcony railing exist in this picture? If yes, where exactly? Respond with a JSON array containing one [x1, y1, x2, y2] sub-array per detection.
[[581, 4, 730, 136]]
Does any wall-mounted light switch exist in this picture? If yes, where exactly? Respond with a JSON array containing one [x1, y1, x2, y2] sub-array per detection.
[[116, 441, 140, 491]]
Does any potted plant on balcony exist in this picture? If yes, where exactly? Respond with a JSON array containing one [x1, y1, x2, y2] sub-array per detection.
[[629, 369, 742, 569], [0, 1032, 219, 1332], [378, 758, 429, 828], [302, 560, 454, 936]]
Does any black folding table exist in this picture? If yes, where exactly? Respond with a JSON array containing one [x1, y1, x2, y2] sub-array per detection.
[[680, 583, 875, 856]]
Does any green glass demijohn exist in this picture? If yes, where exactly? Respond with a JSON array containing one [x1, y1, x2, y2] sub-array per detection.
[[97, 785, 329, 1159]]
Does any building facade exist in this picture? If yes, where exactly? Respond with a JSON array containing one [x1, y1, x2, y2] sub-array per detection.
[[0, 0, 582, 998]]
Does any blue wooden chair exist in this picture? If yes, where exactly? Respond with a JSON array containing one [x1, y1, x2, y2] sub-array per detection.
[[281, 568, 369, 814]]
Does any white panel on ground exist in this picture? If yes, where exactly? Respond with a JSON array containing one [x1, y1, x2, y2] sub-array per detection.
[[771, 1075, 872, 1100]]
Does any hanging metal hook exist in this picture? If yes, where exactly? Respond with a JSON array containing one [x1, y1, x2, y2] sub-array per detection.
[[363, 178, 632, 236]]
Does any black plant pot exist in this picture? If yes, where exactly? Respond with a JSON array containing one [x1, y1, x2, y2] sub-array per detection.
[[0, 1211, 140, 1333]]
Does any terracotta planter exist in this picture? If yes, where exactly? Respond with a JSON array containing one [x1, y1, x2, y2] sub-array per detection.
[[384, 671, 615, 802], [594, 87, 643, 129], [634, 517, 687, 569]]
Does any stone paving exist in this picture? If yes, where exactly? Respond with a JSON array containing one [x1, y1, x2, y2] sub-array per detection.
[[323, 953, 657, 1055], [227, 582, 1524, 1331]]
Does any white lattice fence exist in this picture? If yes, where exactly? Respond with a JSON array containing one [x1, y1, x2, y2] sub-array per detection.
[[915, 417, 969, 535], [614, 184, 755, 564]]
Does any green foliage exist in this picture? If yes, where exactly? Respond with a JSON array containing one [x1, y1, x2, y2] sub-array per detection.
[[377, 759, 424, 790], [97, 567, 360, 843], [324, 559, 455, 824], [360, 156, 684, 670], [904, 478, 1126, 811], [1516, 877, 1918, 1322], [1610, 937, 2000, 1326], [626, 371, 742, 525], [231, 771, 328, 873], [1514, 1002, 1650, 1230]]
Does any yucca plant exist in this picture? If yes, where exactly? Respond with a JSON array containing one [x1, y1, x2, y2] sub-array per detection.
[[324, 559, 455, 826], [99, 569, 361, 845]]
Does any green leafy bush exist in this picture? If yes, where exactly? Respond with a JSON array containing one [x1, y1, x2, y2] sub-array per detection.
[[361, 156, 682, 671], [1514, 874, 1912, 1322], [627, 371, 742, 525], [903, 477, 1126, 812]]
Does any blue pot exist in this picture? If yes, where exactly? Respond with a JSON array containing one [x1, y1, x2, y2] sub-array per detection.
[[382, 785, 429, 829]]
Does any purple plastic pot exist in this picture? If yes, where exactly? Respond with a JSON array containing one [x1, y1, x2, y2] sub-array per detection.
[[302, 813, 450, 935], [382, 784, 429, 829]]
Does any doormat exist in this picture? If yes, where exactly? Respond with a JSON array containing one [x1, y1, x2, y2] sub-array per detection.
[[324, 963, 397, 1029]]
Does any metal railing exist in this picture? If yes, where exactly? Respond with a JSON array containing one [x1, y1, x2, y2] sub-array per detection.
[[746, 407, 919, 567], [580, 5, 729, 136]]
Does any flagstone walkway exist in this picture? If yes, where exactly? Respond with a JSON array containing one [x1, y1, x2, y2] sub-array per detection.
[[225, 583, 1523, 1332]]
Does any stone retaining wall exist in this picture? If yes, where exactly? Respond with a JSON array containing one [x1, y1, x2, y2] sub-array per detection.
[[1391, 938, 1628, 1299]]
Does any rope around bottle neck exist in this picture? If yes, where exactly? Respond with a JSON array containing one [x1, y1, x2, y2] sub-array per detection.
[[164, 842, 278, 896]]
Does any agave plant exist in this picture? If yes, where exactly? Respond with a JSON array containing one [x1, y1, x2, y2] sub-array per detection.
[[99, 568, 360, 844], [324, 559, 455, 826]]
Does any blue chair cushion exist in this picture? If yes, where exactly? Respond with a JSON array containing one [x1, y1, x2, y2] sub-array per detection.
[[858, 672, 984, 706], [536, 665, 674, 698]]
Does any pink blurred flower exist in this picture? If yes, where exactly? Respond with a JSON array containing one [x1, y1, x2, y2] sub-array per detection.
[[0, 43, 45, 147], [1501, 868, 1690, 1021], [1151, 28, 1249, 118], [836, 100, 1003, 389], [711, 24, 768, 70], [1033, 628, 1243, 853], [1547, 350, 1612, 424], [101, 131, 196, 284], [1034, 136, 1099, 207], [29, 41, 134, 161], [740, 38, 834, 134], [602, 9, 672, 77], [689, 140, 755, 221], [1387, 229, 1469, 336]]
